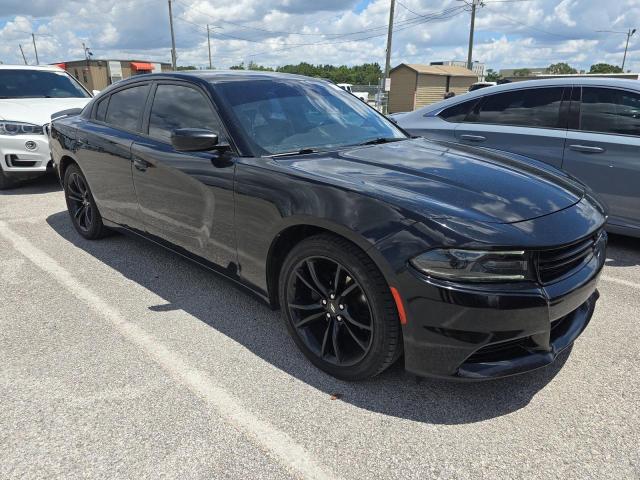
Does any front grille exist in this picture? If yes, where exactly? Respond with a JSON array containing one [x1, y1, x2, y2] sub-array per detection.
[[535, 231, 601, 284]]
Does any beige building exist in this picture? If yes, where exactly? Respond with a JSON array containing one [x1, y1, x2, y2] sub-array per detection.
[[388, 64, 478, 113], [52, 59, 172, 91]]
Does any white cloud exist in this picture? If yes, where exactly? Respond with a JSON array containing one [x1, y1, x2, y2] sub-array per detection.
[[0, 0, 638, 73]]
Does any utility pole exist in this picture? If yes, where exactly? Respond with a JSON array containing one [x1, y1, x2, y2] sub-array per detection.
[[381, 0, 395, 113], [622, 28, 637, 71], [466, 0, 482, 71], [19, 44, 28, 65], [207, 24, 212, 69], [384, 0, 396, 80], [31, 33, 39, 65], [168, 0, 177, 70]]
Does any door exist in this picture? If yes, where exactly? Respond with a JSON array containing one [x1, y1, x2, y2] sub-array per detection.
[[562, 86, 640, 231], [131, 82, 236, 268], [454, 86, 569, 169], [76, 83, 150, 229]]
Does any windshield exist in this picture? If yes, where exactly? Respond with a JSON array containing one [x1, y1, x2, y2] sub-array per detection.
[[214, 78, 406, 155], [0, 69, 90, 99]]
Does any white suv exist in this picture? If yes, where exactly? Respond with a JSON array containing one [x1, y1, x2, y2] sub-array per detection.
[[0, 65, 92, 189]]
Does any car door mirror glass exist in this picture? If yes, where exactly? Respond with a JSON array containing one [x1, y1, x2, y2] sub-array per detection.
[[171, 128, 221, 152]]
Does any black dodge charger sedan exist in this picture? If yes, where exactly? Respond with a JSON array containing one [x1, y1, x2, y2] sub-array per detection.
[[49, 71, 607, 381]]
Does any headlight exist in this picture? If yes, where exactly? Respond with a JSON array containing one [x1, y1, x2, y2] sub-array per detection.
[[410, 249, 532, 282], [0, 121, 44, 136]]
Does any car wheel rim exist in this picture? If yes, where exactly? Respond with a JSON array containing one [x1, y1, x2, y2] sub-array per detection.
[[67, 173, 93, 232], [287, 256, 374, 367]]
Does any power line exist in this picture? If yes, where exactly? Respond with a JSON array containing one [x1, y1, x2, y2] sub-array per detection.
[[485, 7, 578, 39]]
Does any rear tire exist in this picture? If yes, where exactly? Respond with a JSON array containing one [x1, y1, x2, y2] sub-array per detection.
[[63, 164, 109, 240], [279, 234, 402, 380]]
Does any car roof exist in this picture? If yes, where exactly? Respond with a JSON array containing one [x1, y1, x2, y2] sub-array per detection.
[[123, 69, 326, 84], [0, 64, 68, 72], [413, 77, 640, 116]]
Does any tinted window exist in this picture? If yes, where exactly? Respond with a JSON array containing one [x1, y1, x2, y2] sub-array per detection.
[[580, 87, 640, 137], [438, 99, 479, 122], [148, 84, 221, 143], [469, 87, 564, 128], [0, 69, 89, 98], [214, 79, 405, 155], [105, 85, 149, 132], [95, 97, 109, 122]]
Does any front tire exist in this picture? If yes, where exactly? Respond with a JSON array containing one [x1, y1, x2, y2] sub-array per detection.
[[63, 164, 108, 240], [0, 167, 15, 190], [279, 234, 402, 380]]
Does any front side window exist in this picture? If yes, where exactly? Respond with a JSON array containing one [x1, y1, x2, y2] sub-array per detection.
[[148, 84, 221, 143], [580, 87, 640, 137], [0, 69, 89, 98], [213, 79, 405, 155], [104, 84, 149, 132], [469, 87, 564, 128]]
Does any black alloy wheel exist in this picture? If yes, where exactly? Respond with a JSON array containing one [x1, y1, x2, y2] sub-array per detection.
[[287, 256, 374, 366], [280, 234, 402, 380], [63, 164, 108, 240]]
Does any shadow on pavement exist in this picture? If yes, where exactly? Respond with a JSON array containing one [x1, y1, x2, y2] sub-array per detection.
[[0, 173, 61, 196], [605, 233, 640, 268], [47, 210, 571, 425]]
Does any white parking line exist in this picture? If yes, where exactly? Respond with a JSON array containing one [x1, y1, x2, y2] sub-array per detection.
[[0, 220, 336, 480], [601, 275, 640, 291]]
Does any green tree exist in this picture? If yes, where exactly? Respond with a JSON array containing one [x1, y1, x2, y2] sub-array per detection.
[[485, 68, 501, 82], [547, 62, 577, 74], [229, 62, 245, 70], [589, 63, 623, 74], [176, 65, 198, 71], [513, 68, 531, 77], [247, 61, 274, 71]]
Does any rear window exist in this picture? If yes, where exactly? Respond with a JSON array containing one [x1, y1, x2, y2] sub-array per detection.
[[580, 87, 640, 137], [95, 97, 109, 122], [468, 87, 564, 128], [437, 99, 479, 122], [0, 69, 90, 98], [104, 84, 149, 132]]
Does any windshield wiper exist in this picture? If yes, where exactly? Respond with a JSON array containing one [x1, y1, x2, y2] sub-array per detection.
[[356, 137, 407, 146], [269, 148, 318, 158]]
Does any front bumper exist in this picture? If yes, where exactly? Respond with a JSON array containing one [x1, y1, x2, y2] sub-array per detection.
[[0, 134, 51, 178], [397, 235, 606, 380]]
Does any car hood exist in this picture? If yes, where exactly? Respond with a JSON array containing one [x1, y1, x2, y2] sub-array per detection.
[[279, 138, 585, 225], [0, 98, 91, 125]]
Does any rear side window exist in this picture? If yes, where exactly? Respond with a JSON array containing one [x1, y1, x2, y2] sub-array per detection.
[[580, 87, 640, 137], [105, 84, 149, 132], [95, 97, 109, 122], [469, 87, 564, 128], [437, 99, 479, 122], [148, 84, 222, 143]]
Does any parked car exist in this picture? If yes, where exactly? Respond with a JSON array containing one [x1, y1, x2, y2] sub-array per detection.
[[337, 83, 369, 102], [50, 71, 606, 381], [0, 65, 93, 189], [468, 81, 497, 92], [396, 78, 640, 238]]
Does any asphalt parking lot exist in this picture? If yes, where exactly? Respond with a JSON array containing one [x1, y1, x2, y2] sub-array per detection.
[[1, 175, 639, 480]]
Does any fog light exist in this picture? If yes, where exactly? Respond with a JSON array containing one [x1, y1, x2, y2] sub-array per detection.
[[24, 141, 37, 151]]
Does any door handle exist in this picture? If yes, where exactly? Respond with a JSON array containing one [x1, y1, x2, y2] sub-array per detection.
[[460, 134, 486, 142], [569, 144, 605, 154], [133, 157, 152, 172]]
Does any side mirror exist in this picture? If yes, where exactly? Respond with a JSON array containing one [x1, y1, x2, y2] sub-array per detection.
[[171, 128, 222, 152], [92, 89, 100, 96]]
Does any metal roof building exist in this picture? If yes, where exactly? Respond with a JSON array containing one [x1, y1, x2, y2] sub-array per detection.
[[388, 63, 478, 113]]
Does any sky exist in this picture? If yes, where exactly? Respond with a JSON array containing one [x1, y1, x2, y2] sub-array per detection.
[[0, 0, 639, 74]]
